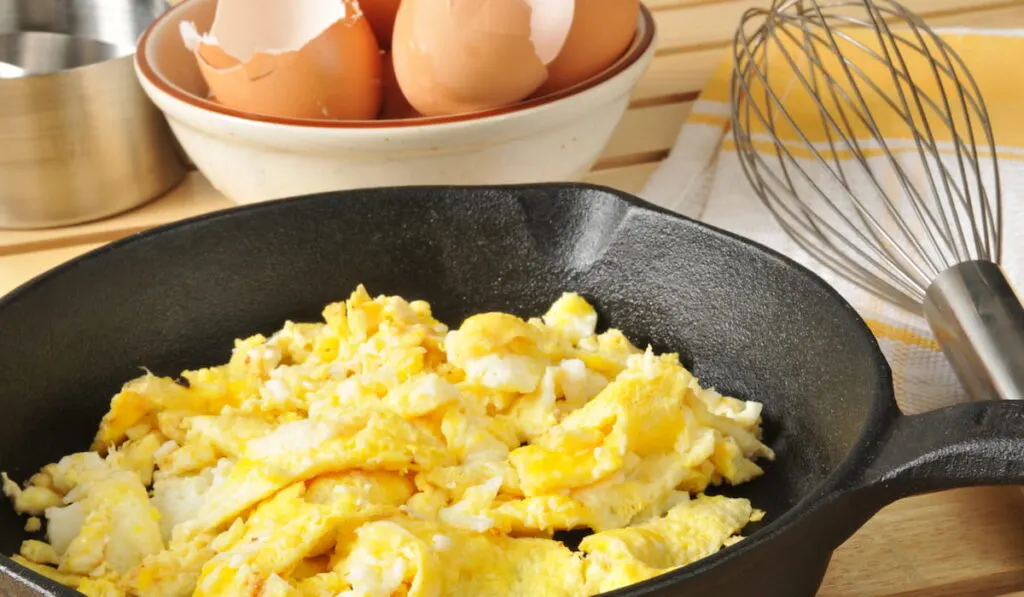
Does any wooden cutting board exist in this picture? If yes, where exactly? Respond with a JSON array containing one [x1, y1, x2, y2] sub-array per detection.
[[821, 486, 1024, 596]]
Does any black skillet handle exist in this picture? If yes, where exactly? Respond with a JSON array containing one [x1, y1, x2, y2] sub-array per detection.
[[854, 399, 1024, 502]]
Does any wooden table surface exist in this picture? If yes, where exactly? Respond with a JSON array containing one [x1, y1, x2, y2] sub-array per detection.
[[3, 0, 1024, 595]]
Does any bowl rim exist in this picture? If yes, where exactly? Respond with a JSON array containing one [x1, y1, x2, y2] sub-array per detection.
[[135, 1, 657, 129]]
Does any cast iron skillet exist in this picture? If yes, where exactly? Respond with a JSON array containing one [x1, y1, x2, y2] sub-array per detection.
[[0, 184, 1022, 597]]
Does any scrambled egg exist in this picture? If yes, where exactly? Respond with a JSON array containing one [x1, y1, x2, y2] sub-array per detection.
[[3, 286, 774, 597]]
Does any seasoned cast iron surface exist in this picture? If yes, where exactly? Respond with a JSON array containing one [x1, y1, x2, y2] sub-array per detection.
[[0, 184, 889, 591]]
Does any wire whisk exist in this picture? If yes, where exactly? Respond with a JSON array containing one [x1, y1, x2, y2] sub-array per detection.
[[730, 0, 1024, 402]]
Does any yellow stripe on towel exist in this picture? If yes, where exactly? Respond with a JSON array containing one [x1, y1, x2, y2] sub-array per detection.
[[864, 318, 940, 352]]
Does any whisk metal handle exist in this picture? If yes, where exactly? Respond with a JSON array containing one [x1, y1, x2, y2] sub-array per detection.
[[923, 261, 1024, 402]]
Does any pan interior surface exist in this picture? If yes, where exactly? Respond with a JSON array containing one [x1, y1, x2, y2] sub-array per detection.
[[0, 184, 890, 580]]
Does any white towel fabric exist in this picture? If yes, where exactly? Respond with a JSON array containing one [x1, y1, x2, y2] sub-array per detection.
[[638, 28, 1024, 415]]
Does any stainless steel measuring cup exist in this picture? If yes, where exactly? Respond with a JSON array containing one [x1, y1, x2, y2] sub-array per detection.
[[0, 0, 187, 229]]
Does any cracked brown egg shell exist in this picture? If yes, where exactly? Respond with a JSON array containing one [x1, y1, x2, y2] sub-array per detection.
[[182, 0, 382, 120]]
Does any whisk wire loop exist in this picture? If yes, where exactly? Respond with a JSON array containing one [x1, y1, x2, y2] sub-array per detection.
[[734, 9, 933, 304], [802, 8, 949, 284], [730, 0, 1003, 312]]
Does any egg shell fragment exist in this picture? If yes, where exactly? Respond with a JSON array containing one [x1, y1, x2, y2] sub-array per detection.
[[183, 0, 382, 120], [391, 0, 574, 116], [525, 0, 575, 64]]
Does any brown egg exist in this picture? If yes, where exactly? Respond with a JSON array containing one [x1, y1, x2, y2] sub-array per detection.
[[359, 0, 403, 48], [391, 0, 573, 117], [535, 0, 639, 96], [380, 52, 421, 119], [185, 0, 383, 120]]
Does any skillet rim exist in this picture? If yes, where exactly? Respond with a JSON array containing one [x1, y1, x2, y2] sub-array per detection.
[[0, 182, 898, 595]]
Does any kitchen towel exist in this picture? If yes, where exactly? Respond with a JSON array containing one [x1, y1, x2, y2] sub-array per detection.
[[640, 28, 1024, 415]]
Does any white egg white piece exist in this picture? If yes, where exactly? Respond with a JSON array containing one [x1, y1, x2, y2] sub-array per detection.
[[523, 0, 575, 65]]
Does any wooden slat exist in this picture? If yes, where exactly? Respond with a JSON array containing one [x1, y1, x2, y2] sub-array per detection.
[[595, 101, 693, 168], [644, 0, 736, 9], [821, 487, 1024, 597], [583, 162, 662, 194], [0, 176, 232, 258], [931, 2, 1024, 26], [630, 47, 722, 105]]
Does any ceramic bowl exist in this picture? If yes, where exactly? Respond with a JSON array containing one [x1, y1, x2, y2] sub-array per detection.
[[134, 0, 657, 205]]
